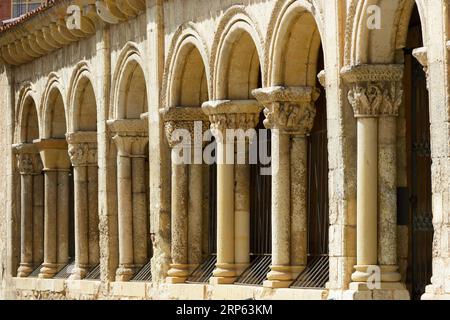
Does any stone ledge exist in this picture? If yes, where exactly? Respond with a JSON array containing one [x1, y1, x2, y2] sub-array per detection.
[[109, 281, 149, 298], [65, 280, 101, 296], [14, 277, 66, 293]]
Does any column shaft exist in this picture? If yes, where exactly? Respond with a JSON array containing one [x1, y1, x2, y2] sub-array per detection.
[[71, 165, 89, 279], [290, 136, 308, 272], [132, 156, 148, 266], [234, 155, 250, 274], [40, 170, 58, 278], [18, 174, 34, 277], [212, 139, 236, 283], [167, 160, 189, 283], [352, 118, 378, 282], [33, 174, 44, 266], [265, 130, 292, 287], [88, 166, 100, 266], [57, 170, 70, 265], [188, 163, 203, 267], [116, 153, 134, 281], [378, 116, 401, 282]]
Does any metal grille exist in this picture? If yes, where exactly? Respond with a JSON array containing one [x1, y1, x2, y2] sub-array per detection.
[[291, 255, 329, 289], [186, 254, 216, 284], [54, 260, 75, 279], [235, 255, 271, 286], [85, 264, 101, 280], [131, 261, 152, 282], [28, 264, 44, 278]]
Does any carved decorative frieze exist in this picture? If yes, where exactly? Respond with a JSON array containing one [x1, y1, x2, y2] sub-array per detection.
[[341, 64, 404, 117], [252, 86, 319, 136]]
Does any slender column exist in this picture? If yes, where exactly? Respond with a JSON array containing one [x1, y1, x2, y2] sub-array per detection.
[[113, 135, 134, 281], [131, 138, 149, 267], [253, 86, 319, 288], [107, 119, 149, 282], [203, 100, 262, 285], [343, 64, 404, 284], [15, 144, 42, 277], [188, 163, 203, 267], [162, 108, 210, 283], [34, 139, 70, 279], [57, 169, 70, 266], [33, 170, 44, 267], [290, 136, 308, 272], [234, 142, 250, 275], [87, 165, 99, 267]]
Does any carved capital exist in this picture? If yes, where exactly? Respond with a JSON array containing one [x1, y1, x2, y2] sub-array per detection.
[[413, 47, 429, 89], [112, 135, 148, 157], [66, 132, 98, 167], [202, 100, 263, 139], [342, 64, 404, 117], [161, 107, 210, 149], [253, 86, 319, 135], [15, 151, 42, 175]]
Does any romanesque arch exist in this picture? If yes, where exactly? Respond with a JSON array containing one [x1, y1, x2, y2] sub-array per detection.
[[14, 86, 44, 278], [35, 76, 72, 279], [162, 26, 214, 284], [66, 63, 100, 280], [108, 44, 151, 282], [164, 24, 211, 108], [251, 0, 328, 289], [212, 6, 264, 100], [346, 0, 427, 65]]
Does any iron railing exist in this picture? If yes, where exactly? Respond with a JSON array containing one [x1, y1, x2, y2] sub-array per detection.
[[131, 261, 152, 282], [186, 255, 217, 284]]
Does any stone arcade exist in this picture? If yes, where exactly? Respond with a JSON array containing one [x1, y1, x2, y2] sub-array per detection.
[[0, 0, 449, 300]]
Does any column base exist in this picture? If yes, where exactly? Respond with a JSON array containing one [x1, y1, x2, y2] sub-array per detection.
[[166, 264, 190, 284], [38, 263, 59, 279], [421, 285, 450, 300], [380, 265, 402, 282], [17, 263, 34, 278], [68, 265, 89, 280], [263, 280, 293, 288], [210, 263, 236, 285], [346, 282, 410, 300], [351, 264, 379, 282], [115, 265, 135, 282]]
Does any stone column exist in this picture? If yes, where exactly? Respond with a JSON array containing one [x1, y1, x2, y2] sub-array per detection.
[[202, 100, 262, 285], [67, 132, 98, 280], [253, 86, 319, 288], [14, 144, 42, 277], [34, 139, 71, 279], [108, 119, 148, 281], [161, 107, 209, 283], [342, 64, 404, 285]]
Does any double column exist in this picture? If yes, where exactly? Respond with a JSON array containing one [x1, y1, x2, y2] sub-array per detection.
[[342, 64, 403, 285], [108, 119, 149, 282], [253, 86, 320, 288], [67, 132, 99, 280], [202, 100, 262, 285], [14, 143, 44, 277], [34, 139, 71, 279], [161, 107, 209, 284]]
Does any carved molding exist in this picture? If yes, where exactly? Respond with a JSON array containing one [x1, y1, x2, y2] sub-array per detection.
[[252, 86, 319, 135], [341, 64, 404, 117], [0, 0, 145, 66]]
